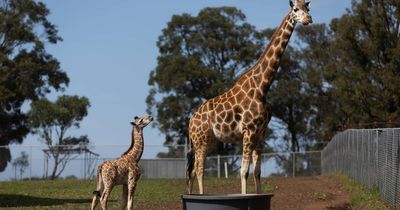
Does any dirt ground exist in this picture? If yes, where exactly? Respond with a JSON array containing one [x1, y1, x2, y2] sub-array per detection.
[[136, 176, 352, 210], [268, 176, 351, 210]]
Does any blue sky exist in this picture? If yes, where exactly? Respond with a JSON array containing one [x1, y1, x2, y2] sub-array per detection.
[[22, 0, 352, 158]]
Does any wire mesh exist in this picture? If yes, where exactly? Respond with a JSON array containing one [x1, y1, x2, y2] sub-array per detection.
[[322, 128, 400, 209], [204, 151, 321, 178], [1, 144, 322, 181]]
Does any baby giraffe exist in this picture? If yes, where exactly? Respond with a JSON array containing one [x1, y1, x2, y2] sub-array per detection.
[[91, 115, 153, 210]]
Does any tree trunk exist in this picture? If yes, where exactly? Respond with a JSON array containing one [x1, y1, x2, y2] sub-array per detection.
[[50, 153, 59, 180]]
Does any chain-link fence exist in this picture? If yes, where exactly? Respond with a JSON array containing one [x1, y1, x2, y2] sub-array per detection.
[[0, 143, 322, 181], [322, 128, 400, 209], [0, 144, 181, 181], [204, 151, 321, 178]]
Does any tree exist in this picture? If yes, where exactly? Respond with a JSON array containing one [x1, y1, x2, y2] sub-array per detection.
[[297, 0, 400, 140], [28, 95, 90, 179], [267, 43, 316, 152], [147, 7, 269, 157], [0, 0, 69, 171], [11, 151, 29, 180]]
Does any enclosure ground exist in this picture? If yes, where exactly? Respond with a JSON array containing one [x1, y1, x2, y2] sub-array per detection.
[[269, 176, 351, 210], [0, 176, 375, 210]]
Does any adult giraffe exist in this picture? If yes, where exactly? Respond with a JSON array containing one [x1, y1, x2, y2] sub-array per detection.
[[187, 0, 312, 194]]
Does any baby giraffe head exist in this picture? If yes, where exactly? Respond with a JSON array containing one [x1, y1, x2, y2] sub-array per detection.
[[289, 0, 313, 25], [130, 115, 153, 129]]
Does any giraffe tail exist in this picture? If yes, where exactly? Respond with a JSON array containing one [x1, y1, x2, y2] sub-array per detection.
[[93, 165, 103, 198], [186, 142, 195, 180], [91, 165, 103, 210], [93, 190, 101, 197]]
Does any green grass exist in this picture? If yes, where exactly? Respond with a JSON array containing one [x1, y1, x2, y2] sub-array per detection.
[[0, 178, 274, 210], [333, 174, 389, 210], [1, 176, 392, 210]]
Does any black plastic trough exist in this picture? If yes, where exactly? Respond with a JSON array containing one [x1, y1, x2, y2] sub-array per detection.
[[181, 194, 273, 210]]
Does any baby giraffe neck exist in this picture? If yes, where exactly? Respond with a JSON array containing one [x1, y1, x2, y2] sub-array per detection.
[[125, 127, 144, 162]]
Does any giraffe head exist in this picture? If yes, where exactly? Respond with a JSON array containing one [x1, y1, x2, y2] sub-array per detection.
[[130, 115, 153, 128], [289, 0, 312, 25]]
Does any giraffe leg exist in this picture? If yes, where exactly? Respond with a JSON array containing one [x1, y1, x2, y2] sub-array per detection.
[[241, 130, 254, 194], [91, 191, 101, 210], [120, 184, 128, 210], [252, 148, 262, 194], [127, 176, 139, 210], [187, 172, 195, 194], [91, 186, 103, 210], [195, 149, 206, 194], [100, 185, 113, 210]]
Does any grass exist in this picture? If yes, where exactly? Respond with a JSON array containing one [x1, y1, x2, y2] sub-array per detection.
[[1, 175, 390, 210], [333, 174, 390, 210], [0, 178, 274, 210]]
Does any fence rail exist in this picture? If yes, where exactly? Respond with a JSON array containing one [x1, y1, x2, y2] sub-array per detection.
[[322, 128, 400, 209], [0, 143, 322, 181]]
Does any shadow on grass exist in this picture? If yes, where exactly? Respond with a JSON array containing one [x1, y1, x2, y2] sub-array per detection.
[[0, 194, 106, 207]]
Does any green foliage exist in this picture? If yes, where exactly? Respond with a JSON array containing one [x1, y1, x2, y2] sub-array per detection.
[[147, 7, 269, 156], [150, 0, 400, 156], [0, 0, 69, 171], [29, 95, 90, 133], [268, 45, 316, 152], [297, 0, 400, 140], [28, 95, 90, 179]]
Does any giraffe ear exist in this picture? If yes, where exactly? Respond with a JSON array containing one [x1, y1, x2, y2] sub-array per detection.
[[305, 1, 311, 8], [289, 0, 294, 8], [131, 116, 139, 125]]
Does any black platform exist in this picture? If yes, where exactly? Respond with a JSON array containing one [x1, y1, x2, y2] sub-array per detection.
[[182, 194, 273, 210]]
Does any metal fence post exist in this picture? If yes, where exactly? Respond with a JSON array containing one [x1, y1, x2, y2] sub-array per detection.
[[320, 150, 324, 174], [217, 155, 221, 178], [224, 162, 228, 178], [292, 152, 295, 177], [29, 146, 32, 181]]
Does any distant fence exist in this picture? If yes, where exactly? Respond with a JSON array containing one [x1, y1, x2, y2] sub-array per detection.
[[141, 150, 321, 179], [0, 143, 321, 181], [0, 144, 184, 181], [322, 128, 400, 209], [140, 159, 185, 179], [204, 151, 321, 178]]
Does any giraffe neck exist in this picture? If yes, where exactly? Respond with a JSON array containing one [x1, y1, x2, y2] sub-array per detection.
[[124, 127, 144, 162], [238, 12, 296, 94]]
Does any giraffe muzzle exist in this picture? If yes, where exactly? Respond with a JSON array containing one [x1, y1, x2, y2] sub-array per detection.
[[304, 16, 313, 25]]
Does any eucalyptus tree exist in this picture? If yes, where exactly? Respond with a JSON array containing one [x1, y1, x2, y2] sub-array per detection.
[[29, 95, 90, 179], [297, 0, 400, 140], [0, 0, 69, 171]]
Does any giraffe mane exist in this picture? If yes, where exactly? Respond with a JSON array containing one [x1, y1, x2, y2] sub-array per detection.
[[121, 140, 134, 156], [292, 0, 308, 8], [121, 125, 136, 156], [235, 12, 290, 83]]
